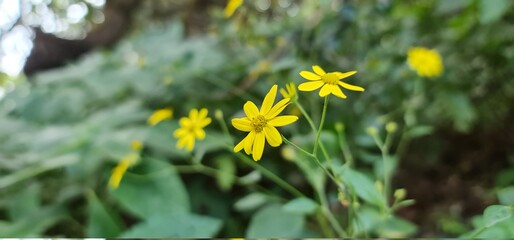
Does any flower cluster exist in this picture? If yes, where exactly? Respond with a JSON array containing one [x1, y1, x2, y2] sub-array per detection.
[[407, 47, 443, 78], [299, 65, 364, 99], [174, 108, 212, 152], [232, 85, 298, 161]]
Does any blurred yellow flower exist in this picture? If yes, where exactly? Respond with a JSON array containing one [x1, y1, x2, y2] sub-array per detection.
[[224, 0, 243, 18], [147, 108, 173, 126], [130, 140, 143, 151], [232, 85, 298, 161], [407, 47, 443, 78], [279, 82, 297, 100], [173, 108, 212, 152], [109, 152, 139, 189], [299, 65, 364, 99]]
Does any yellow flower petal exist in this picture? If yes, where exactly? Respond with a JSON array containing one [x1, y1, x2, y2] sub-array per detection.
[[109, 161, 129, 189], [312, 65, 326, 76], [189, 109, 198, 120], [319, 84, 333, 97], [338, 81, 365, 92], [264, 126, 282, 147], [173, 128, 187, 138], [198, 108, 209, 120], [335, 71, 357, 79], [260, 85, 277, 115], [234, 139, 245, 152], [179, 117, 192, 128], [244, 131, 255, 154], [299, 71, 321, 81], [279, 88, 288, 98], [224, 0, 243, 18], [186, 136, 195, 152], [195, 128, 206, 139], [252, 132, 265, 161], [298, 81, 324, 91], [147, 108, 173, 126], [266, 98, 290, 119], [244, 101, 260, 118], [232, 118, 252, 132], [330, 85, 347, 99], [268, 115, 298, 127], [198, 117, 212, 128]]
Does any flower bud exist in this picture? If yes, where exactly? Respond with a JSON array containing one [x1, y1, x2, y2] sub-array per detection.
[[385, 122, 398, 133], [394, 188, 407, 201], [366, 126, 378, 136]]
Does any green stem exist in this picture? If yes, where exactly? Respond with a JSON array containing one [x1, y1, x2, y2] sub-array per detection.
[[336, 126, 354, 167], [234, 151, 305, 198], [371, 133, 390, 209], [215, 111, 234, 145], [282, 136, 339, 186], [314, 96, 329, 156], [318, 187, 348, 237], [294, 99, 331, 165]]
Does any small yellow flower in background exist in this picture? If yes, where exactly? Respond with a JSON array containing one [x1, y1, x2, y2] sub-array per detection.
[[407, 47, 443, 78], [130, 140, 143, 151], [174, 108, 212, 152], [232, 85, 298, 161], [299, 65, 365, 99], [109, 141, 143, 189], [224, 0, 244, 18], [279, 82, 297, 100], [147, 108, 173, 126]]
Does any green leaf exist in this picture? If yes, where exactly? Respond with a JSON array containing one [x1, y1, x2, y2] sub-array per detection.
[[120, 213, 222, 238], [407, 125, 434, 138], [111, 159, 190, 219], [479, 0, 511, 24], [246, 204, 304, 238], [282, 197, 319, 215], [340, 166, 385, 208], [498, 186, 514, 205], [0, 206, 66, 237], [214, 156, 236, 191], [377, 216, 417, 238], [351, 206, 382, 235], [86, 190, 123, 237], [234, 192, 269, 212], [7, 183, 40, 221], [483, 205, 513, 228]]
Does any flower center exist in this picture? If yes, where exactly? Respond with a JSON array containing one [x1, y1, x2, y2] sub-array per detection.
[[251, 115, 267, 132], [321, 73, 340, 85]]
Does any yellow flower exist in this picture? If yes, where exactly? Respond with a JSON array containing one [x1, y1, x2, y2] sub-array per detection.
[[279, 82, 297, 100], [224, 0, 243, 18], [407, 47, 443, 78], [298, 65, 364, 99], [109, 152, 139, 189], [173, 108, 212, 152], [147, 108, 173, 126], [232, 85, 298, 161]]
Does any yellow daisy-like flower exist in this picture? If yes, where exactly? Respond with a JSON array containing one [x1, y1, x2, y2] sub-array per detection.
[[280, 82, 297, 100], [232, 85, 298, 161], [224, 0, 243, 18], [109, 152, 140, 189], [298, 65, 365, 99], [147, 108, 173, 126], [173, 108, 212, 152], [407, 47, 443, 78]]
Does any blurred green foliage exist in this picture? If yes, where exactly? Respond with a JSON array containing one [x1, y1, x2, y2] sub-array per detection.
[[1, 0, 514, 237]]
